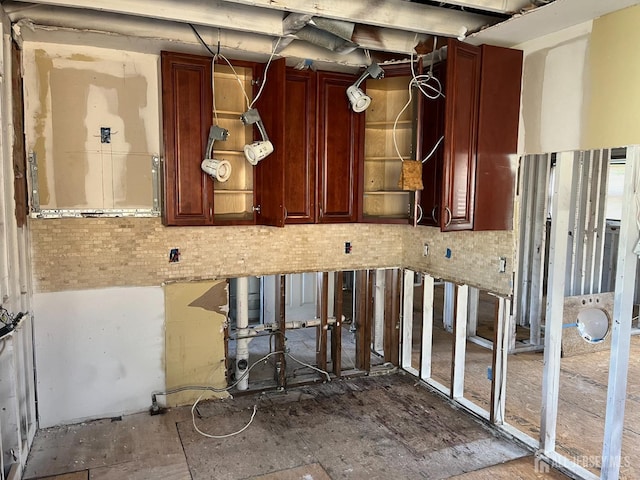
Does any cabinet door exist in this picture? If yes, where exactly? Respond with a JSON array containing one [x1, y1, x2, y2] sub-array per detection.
[[282, 68, 317, 224], [417, 61, 447, 227], [255, 58, 287, 227], [473, 45, 522, 231], [161, 51, 213, 226], [317, 72, 363, 223], [441, 40, 481, 232]]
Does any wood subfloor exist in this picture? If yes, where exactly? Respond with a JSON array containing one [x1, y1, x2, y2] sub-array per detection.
[[23, 373, 568, 480], [423, 324, 640, 480]]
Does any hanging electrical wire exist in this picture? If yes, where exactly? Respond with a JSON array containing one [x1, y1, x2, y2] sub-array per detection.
[[392, 36, 444, 163], [189, 23, 251, 109], [250, 37, 282, 109], [392, 45, 444, 163], [189, 23, 282, 113]]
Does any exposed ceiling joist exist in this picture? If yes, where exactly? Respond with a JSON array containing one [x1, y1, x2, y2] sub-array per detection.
[[9, 0, 286, 36], [220, 0, 497, 37], [4, 2, 429, 57], [7, 8, 370, 70]]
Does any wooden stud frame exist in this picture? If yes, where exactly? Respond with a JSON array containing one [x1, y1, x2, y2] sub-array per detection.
[[401, 269, 419, 376], [274, 274, 287, 389], [384, 269, 401, 366], [491, 297, 509, 424], [355, 270, 372, 372], [331, 271, 343, 376], [420, 274, 435, 382], [451, 284, 468, 399], [316, 272, 329, 372], [373, 269, 386, 356]]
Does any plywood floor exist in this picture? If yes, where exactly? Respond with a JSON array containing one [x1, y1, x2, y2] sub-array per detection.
[[23, 374, 568, 480], [424, 323, 640, 480]]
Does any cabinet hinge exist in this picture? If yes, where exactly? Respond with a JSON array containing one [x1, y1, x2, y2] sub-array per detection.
[[253, 205, 261, 214]]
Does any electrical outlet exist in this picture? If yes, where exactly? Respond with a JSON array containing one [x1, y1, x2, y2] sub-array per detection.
[[345, 242, 352, 254], [423, 243, 429, 257], [499, 256, 507, 273], [100, 127, 111, 144]]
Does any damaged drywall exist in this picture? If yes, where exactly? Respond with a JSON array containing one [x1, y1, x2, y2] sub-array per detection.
[[23, 43, 159, 209]]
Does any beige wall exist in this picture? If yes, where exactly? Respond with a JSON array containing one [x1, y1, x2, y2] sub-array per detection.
[[29, 217, 514, 296], [518, 4, 640, 154], [585, 5, 640, 149]]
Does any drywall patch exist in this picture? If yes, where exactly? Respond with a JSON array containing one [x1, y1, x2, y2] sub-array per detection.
[[33, 286, 165, 427], [165, 280, 229, 406]]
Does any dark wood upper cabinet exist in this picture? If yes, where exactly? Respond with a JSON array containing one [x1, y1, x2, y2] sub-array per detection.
[[417, 61, 446, 228], [418, 39, 522, 232], [162, 50, 362, 227], [282, 68, 317, 224], [163, 52, 289, 226], [255, 58, 287, 227], [317, 72, 363, 223], [441, 41, 481, 231], [474, 45, 523, 231], [161, 51, 213, 226]]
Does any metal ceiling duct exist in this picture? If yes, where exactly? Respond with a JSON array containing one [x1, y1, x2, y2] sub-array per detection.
[[289, 16, 359, 54]]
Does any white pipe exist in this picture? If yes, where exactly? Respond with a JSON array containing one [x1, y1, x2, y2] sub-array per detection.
[[235, 277, 250, 391]]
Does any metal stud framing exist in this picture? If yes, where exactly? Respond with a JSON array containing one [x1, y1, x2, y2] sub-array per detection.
[[540, 150, 576, 454], [601, 145, 639, 479]]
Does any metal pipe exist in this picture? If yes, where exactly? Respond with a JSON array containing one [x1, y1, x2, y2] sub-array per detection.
[[235, 277, 250, 391], [229, 316, 341, 340]]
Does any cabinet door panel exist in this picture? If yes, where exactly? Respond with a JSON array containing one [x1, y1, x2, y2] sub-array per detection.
[[418, 61, 446, 227], [161, 52, 213, 226], [442, 41, 480, 231], [255, 58, 287, 227], [283, 69, 316, 224], [474, 45, 522, 231], [317, 72, 362, 223]]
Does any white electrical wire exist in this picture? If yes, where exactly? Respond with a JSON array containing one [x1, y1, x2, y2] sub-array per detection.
[[191, 401, 258, 439], [286, 352, 332, 382], [217, 53, 252, 109], [189, 350, 284, 439], [391, 44, 445, 162], [250, 37, 282, 109], [422, 136, 444, 164]]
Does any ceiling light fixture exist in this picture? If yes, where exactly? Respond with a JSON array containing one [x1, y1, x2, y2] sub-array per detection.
[[241, 108, 274, 165], [201, 125, 232, 182], [346, 62, 385, 113]]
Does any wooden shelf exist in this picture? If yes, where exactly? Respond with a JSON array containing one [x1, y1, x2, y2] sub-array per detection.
[[214, 189, 253, 194], [215, 110, 245, 117], [364, 190, 408, 195], [364, 156, 405, 162], [365, 120, 412, 129], [213, 150, 246, 156]]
